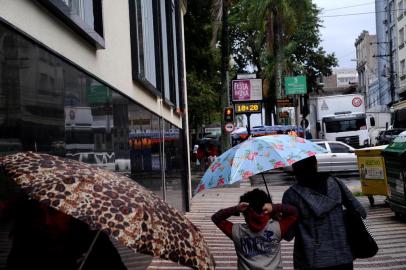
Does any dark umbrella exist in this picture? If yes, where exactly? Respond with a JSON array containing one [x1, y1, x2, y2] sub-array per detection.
[[0, 152, 215, 270]]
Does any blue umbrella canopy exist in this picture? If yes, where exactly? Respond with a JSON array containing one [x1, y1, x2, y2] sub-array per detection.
[[195, 135, 327, 194]]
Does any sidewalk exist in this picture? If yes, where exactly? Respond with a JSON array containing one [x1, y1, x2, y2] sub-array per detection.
[[148, 172, 406, 270]]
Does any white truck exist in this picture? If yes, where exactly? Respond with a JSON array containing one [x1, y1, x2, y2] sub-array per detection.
[[310, 94, 369, 148], [366, 110, 391, 146]]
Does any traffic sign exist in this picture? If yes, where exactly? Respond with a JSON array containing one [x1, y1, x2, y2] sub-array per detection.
[[285, 76, 307, 95], [300, 118, 309, 128], [224, 107, 234, 122], [224, 123, 235, 133]]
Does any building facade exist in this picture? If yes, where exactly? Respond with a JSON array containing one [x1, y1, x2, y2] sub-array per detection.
[[321, 69, 358, 95], [355, 31, 379, 109], [375, 0, 402, 106], [396, 0, 406, 99], [0, 0, 191, 211]]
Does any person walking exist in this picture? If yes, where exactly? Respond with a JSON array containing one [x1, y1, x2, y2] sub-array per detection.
[[196, 146, 206, 171], [282, 156, 367, 270], [212, 188, 298, 270]]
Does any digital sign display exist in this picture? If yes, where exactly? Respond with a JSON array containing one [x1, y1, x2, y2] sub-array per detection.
[[234, 102, 262, 114]]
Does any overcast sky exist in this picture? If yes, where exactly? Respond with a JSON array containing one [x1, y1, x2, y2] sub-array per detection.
[[313, 0, 376, 69]]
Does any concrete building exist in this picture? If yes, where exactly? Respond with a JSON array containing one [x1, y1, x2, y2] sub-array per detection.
[[0, 0, 191, 211], [396, 0, 406, 99], [321, 68, 358, 95], [375, 0, 401, 106], [354, 31, 379, 110]]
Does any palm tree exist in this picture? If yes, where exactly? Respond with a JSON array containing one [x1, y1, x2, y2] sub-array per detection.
[[211, 0, 233, 151], [255, 0, 311, 124]]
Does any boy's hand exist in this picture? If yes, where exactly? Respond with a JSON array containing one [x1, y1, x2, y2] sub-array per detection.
[[237, 202, 249, 213], [262, 203, 273, 214]]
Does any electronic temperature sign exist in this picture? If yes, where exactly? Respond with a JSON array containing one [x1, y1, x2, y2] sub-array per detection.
[[234, 102, 262, 114]]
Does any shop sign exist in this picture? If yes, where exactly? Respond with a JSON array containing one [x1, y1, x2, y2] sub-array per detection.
[[232, 79, 262, 101], [276, 98, 294, 107]]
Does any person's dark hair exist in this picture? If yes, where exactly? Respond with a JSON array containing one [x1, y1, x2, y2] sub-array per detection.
[[239, 189, 272, 214], [293, 155, 328, 189], [292, 155, 317, 174]]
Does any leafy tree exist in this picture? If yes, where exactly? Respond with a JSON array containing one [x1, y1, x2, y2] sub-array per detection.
[[228, 0, 337, 123], [184, 1, 222, 138], [286, 3, 338, 93]]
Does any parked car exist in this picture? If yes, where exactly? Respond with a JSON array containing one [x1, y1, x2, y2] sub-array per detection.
[[399, 131, 406, 137], [370, 128, 386, 146], [376, 128, 406, 145], [284, 141, 358, 173]]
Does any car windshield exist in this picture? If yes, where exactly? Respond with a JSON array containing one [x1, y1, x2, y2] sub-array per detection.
[[325, 118, 367, 133]]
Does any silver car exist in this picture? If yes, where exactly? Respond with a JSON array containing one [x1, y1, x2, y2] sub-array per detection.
[[284, 141, 358, 173], [314, 141, 358, 172]]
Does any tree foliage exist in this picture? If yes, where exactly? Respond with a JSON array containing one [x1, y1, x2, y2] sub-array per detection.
[[184, 1, 222, 132], [228, 0, 338, 99], [286, 3, 338, 93]]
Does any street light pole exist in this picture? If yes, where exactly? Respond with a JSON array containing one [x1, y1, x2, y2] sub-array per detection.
[[388, 32, 396, 105], [220, 0, 231, 153]]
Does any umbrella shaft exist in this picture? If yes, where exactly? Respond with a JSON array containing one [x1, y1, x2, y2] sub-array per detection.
[[78, 229, 101, 270], [261, 173, 271, 199]]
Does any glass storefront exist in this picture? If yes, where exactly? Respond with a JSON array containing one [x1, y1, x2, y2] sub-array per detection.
[[0, 21, 187, 211]]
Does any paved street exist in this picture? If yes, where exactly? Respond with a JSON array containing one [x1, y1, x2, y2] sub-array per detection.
[[147, 170, 406, 270]]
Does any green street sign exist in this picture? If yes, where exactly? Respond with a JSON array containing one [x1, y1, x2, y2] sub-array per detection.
[[285, 76, 307, 95], [86, 84, 112, 104]]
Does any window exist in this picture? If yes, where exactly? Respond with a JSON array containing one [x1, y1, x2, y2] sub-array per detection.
[[129, 0, 160, 94], [324, 118, 367, 133], [129, 0, 184, 109], [316, 142, 327, 149], [400, 28, 405, 45], [399, 0, 404, 18], [329, 143, 351, 153], [0, 21, 188, 211], [401, 59, 405, 76], [160, 0, 171, 101], [37, 0, 104, 48]]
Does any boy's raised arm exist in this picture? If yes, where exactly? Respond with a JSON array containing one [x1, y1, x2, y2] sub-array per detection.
[[211, 203, 248, 239]]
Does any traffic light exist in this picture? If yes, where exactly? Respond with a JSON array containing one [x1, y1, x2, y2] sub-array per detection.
[[224, 107, 234, 122]]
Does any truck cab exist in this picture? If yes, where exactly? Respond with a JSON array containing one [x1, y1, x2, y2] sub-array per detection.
[[319, 111, 369, 148]]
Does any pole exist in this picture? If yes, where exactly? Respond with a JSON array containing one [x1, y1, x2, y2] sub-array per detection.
[[389, 26, 395, 105], [220, 0, 231, 152], [246, 113, 251, 137], [261, 173, 271, 198], [79, 230, 101, 270]]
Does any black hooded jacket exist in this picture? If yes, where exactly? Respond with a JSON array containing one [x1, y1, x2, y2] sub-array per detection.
[[282, 177, 366, 270]]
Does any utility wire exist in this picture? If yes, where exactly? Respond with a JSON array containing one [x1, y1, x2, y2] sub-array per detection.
[[323, 1, 376, 12], [321, 9, 406, 18]]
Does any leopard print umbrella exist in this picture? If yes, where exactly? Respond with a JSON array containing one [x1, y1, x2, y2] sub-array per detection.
[[0, 152, 215, 270]]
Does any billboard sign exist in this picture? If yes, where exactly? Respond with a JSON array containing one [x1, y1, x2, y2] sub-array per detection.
[[285, 76, 307, 95], [232, 79, 262, 101]]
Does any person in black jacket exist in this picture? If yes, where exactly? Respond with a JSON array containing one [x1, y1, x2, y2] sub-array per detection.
[[282, 156, 366, 270], [6, 199, 126, 270]]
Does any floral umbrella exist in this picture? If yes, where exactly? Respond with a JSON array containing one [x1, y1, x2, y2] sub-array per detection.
[[0, 152, 215, 270], [195, 135, 327, 194]]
